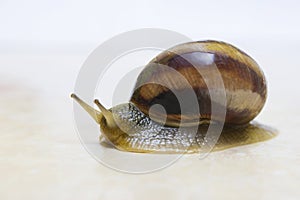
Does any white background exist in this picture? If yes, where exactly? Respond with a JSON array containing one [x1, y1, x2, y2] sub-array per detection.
[[1, 0, 299, 43], [0, 0, 299, 200]]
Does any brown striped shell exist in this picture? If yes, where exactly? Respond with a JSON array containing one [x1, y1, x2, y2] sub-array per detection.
[[130, 40, 267, 127]]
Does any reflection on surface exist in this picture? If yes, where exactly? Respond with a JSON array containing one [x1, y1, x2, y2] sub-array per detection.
[[212, 122, 278, 152]]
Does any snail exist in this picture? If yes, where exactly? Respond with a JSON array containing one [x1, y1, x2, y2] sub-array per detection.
[[71, 40, 276, 153]]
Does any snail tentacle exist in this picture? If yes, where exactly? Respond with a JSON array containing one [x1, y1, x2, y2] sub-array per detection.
[[71, 93, 101, 123], [94, 99, 116, 128]]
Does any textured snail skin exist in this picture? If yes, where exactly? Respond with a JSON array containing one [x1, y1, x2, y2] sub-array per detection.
[[99, 103, 275, 153], [131, 40, 267, 127]]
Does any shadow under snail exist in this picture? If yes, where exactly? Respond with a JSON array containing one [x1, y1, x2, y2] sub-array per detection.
[[71, 40, 276, 153]]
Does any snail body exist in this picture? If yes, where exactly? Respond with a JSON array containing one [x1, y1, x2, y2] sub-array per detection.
[[72, 40, 273, 153]]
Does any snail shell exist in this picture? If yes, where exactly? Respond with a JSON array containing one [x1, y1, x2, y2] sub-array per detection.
[[71, 40, 274, 153], [131, 40, 267, 127]]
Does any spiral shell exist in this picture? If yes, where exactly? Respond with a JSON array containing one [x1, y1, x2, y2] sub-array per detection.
[[130, 40, 267, 127]]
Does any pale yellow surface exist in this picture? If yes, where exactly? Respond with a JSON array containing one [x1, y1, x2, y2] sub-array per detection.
[[0, 41, 299, 200]]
